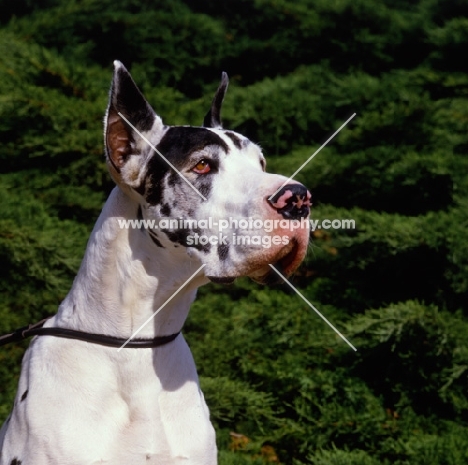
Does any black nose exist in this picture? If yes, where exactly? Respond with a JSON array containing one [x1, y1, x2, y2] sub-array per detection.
[[268, 184, 311, 219]]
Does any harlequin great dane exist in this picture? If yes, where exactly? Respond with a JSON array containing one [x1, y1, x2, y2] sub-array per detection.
[[0, 61, 310, 464]]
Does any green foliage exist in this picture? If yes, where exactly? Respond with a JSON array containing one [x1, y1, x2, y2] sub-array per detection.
[[309, 448, 379, 465], [0, 181, 89, 417], [0, 0, 467, 463]]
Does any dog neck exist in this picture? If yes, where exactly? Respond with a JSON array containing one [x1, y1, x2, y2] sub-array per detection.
[[55, 187, 207, 339]]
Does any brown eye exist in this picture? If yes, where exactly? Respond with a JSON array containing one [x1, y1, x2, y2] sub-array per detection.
[[192, 159, 211, 174]]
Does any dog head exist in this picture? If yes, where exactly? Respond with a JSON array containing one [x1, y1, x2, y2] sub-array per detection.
[[104, 61, 311, 284]]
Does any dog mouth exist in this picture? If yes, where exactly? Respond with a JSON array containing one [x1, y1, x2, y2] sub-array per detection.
[[250, 239, 300, 285], [207, 239, 304, 286], [276, 239, 299, 273], [207, 276, 236, 285]]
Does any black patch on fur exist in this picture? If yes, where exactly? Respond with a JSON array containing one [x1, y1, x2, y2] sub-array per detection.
[[160, 204, 172, 216], [148, 230, 164, 248], [198, 182, 212, 199], [144, 152, 170, 206], [224, 131, 242, 149], [137, 205, 144, 231], [162, 228, 211, 253], [20, 390, 28, 402], [164, 230, 189, 247], [167, 172, 178, 188], [133, 182, 146, 196], [197, 239, 211, 253], [10, 459, 22, 465], [145, 127, 228, 206], [157, 127, 229, 160], [217, 243, 230, 261], [162, 228, 193, 250]]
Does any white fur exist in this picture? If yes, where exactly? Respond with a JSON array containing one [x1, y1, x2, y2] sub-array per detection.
[[0, 188, 215, 464]]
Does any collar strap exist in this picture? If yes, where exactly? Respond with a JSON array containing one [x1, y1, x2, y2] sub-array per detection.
[[0, 318, 180, 349]]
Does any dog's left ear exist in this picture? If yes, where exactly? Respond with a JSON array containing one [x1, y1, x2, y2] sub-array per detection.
[[104, 61, 163, 187], [203, 72, 229, 129]]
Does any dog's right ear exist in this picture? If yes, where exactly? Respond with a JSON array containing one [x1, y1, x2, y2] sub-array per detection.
[[104, 61, 163, 187]]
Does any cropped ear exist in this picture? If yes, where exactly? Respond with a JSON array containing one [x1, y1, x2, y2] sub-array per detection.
[[104, 61, 163, 187], [203, 72, 229, 129]]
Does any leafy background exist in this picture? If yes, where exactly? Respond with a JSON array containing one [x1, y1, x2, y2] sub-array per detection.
[[0, 0, 467, 463]]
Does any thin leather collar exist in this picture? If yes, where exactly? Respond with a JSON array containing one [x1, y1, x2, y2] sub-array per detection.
[[0, 318, 180, 349]]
